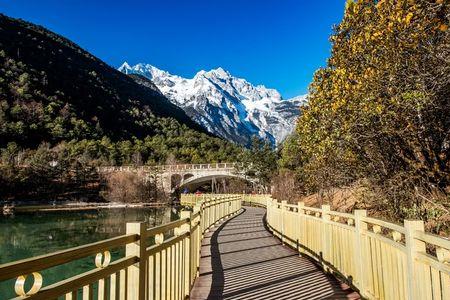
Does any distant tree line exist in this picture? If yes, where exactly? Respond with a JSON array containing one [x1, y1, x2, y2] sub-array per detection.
[[0, 131, 250, 201]]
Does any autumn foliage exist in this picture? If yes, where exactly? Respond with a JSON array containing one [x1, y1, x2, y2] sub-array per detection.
[[280, 0, 449, 232]]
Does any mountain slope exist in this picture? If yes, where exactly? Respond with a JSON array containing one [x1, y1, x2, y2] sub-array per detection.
[[119, 63, 306, 145], [0, 14, 206, 147]]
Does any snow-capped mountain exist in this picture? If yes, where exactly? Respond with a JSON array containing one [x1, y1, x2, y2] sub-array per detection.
[[118, 62, 306, 145]]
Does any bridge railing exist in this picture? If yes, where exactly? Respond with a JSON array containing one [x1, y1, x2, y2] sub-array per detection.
[[0, 195, 242, 300], [98, 163, 240, 173], [160, 163, 238, 172], [243, 195, 450, 300], [180, 193, 240, 206], [180, 194, 204, 206], [181, 194, 269, 208]]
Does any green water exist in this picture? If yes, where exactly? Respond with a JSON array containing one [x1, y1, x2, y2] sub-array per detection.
[[0, 206, 177, 299]]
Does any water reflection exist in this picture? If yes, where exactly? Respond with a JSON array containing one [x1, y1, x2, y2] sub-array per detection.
[[0, 206, 176, 299]]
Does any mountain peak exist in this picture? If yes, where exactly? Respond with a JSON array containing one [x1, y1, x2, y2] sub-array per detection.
[[118, 61, 132, 73], [120, 63, 171, 80], [118, 62, 306, 145], [205, 67, 230, 78]]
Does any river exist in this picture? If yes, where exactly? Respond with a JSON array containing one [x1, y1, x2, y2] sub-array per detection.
[[0, 205, 177, 299]]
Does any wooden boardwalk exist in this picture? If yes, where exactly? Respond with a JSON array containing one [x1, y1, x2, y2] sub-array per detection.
[[190, 207, 359, 300]]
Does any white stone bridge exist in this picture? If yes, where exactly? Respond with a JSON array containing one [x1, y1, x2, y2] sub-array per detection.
[[98, 163, 253, 193]]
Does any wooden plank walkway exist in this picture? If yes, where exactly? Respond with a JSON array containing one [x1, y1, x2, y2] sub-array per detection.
[[190, 206, 360, 300]]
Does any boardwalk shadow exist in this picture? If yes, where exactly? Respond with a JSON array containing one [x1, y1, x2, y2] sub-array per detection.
[[192, 207, 359, 300], [205, 208, 246, 299]]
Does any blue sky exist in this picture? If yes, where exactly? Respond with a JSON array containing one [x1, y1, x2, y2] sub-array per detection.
[[1, 0, 345, 98]]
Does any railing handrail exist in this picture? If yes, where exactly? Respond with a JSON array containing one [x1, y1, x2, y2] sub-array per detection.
[[0, 234, 139, 281], [361, 215, 406, 234], [24, 256, 138, 300], [145, 217, 189, 237], [243, 195, 450, 300], [0, 195, 243, 300], [97, 162, 241, 173]]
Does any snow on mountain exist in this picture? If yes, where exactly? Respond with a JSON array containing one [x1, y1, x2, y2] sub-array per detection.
[[118, 62, 307, 145]]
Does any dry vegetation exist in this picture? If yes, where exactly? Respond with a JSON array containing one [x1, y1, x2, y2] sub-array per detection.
[[101, 171, 165, 203]]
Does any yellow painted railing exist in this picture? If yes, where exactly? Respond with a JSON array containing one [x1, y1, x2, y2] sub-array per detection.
[[179, 194, 205, 206], [180, 194, 267, 207], [0, 195, 242, 300], [243, 195, 450, 300], [179, 193, 239, 206]]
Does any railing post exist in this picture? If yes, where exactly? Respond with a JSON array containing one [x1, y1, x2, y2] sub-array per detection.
[[354, 209, 367, 296], [297, 202, 305, 256], [405, 220, 425, 300], [220, 199, 224, 220], [215, 198, 219, 223], [209, 198, 214, 228], [281, 200, 287, 244], [180, 210, 192, 298], [201, 202, 206, 235], [194, 204, 202, 279], [125, 222, 146, 300], [321, 205, 331, 272], [210, 199, 215, 225]]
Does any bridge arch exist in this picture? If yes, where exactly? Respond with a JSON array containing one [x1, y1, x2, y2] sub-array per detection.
[[97, 163, 258, 194], [180, 174, 243, 187], [183, 173, 194, 181], [176, 173, 255, 194]]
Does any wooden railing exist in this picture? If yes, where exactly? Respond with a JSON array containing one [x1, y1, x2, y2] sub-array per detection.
[[99, 163, 239, 173], [180, 194, 204, 206], [181, 194, 267, 207], [0, 195, 242, 300], [180, 194, 239, 206], [243, 195, 450, 300]]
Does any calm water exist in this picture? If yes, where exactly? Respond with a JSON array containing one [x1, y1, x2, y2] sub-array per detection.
[[0, 206, 177, 299]]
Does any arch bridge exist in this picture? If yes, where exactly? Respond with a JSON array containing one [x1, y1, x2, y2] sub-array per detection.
[[98, 163, 255, 193]]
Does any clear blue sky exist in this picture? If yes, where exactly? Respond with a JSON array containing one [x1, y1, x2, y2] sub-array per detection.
[[1, 0, 345, 98]]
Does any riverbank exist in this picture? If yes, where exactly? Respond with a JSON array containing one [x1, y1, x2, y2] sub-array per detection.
[[2, 201, 169, 215]]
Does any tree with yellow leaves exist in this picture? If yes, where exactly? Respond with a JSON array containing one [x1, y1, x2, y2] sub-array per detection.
[[280, 0, 449, 231]]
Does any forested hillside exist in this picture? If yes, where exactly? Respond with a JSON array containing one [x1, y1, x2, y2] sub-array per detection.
[[0, 13, 209, 146], [0, 14, 245, 201], [277, 0, 449, 233]]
